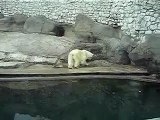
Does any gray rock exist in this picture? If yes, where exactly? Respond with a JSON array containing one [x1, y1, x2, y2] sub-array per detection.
[[89, 60, 113, 67], [5, 52, 58, 64], [0, 15, 24, 32], [14, 14, 28, 24], [0, 61, 25, 69], [74, 14, 94, 34], [0, 16, 15, 31], [74, 14, 122, 43], [103, 38, 131, 64], [5, 53, 28, 61], [0, 32, 75, 57], [92, 22, 121, 40], [129, 34, 160, 68], [0, 52, 6, 59], [24, 15, 45, 33], [146, 34, 160, 74], [129, 43, 152, 66], [0, 12, 4, 19], [24, 15, 56, 34], [10, 24, 24, 32], [74, 43, 105, 60], [27, 56, 57, 64], [147, 59, 160, 74], [74, 14, 95, 43], [120, 34, 136, 53], [75, 43, 104, 54], [64, 24, 76, 39], [110, 49, 131, 65], [41, 19, 55, 34]]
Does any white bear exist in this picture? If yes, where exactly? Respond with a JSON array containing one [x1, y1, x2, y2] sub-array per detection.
[[68, 49, 93, 69]]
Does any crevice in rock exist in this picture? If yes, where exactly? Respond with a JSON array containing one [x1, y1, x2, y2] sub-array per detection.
[[53, 25, 65, 37]]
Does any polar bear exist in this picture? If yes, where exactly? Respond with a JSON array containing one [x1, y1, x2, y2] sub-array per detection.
[[68, 49, 93, 69]]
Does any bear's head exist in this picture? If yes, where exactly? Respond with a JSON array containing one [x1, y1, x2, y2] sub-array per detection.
[[83, 50, 94, 60]]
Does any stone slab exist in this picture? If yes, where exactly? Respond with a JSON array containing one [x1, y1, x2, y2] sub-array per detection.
[[0, 62, 25, 69]]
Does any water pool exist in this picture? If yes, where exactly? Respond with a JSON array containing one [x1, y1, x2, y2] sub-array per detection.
[[0, 78, 160, 120]]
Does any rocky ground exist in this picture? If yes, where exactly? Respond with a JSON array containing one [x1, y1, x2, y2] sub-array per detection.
[[0, 64, 146, 75]]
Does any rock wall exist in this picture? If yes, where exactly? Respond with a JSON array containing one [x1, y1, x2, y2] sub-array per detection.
[[0, 0, 160, 37]]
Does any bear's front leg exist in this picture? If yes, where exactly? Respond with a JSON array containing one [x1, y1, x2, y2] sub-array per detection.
[[74, 60, 80, 69], [81, 60, 89, 66], [68, 55, 74, 69], [68, 60, 74, 69], [68, 66, 73, 69]]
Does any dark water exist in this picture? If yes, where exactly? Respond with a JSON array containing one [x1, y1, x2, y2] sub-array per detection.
[[0, 79, 160, 120]]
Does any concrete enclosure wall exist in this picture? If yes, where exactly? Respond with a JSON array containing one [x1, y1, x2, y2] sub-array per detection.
[[0, 0, 160, 37]]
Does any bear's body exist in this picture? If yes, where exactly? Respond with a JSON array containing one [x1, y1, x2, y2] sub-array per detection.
[[68, 49, 93, 69]]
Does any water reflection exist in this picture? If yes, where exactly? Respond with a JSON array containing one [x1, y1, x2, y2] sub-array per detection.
[[14, 113, 50, 120], [147, 118, 160, 120], [0, 79, 160, 120]]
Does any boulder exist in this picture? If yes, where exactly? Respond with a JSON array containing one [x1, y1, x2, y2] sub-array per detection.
[[92, 22, 121, 40], [145, 34, 160, 74], [103, 38, 131, 64], [0, 32, 75, 57], [147, 59, 160, 75], [74, 14, 95, 43], [14, 14, 28, 24], [0, 14, 56, 33], [24, 15, 45, 33], [0, 15, 24, 32], [98, 34, 142, 66], [129, 34, 160, 76], [74, 14, 122, 43], [24, 15, 56, 34], [75, 43, 104, 54], [41, 19, 55, 34], [120, 34, 136, 53], [0, 16, 15, 31], [64, 24, 76, 38], [128, 34, 160, 66], [74, 43, 105, 60], [109, 49, 130, 65], [10, 23, 24, 32], [0, 52, 6, 60], [0, 12, 4, 19]]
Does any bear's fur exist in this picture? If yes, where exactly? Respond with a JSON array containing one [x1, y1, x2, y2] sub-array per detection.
[[68, 49, 93, 69]]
